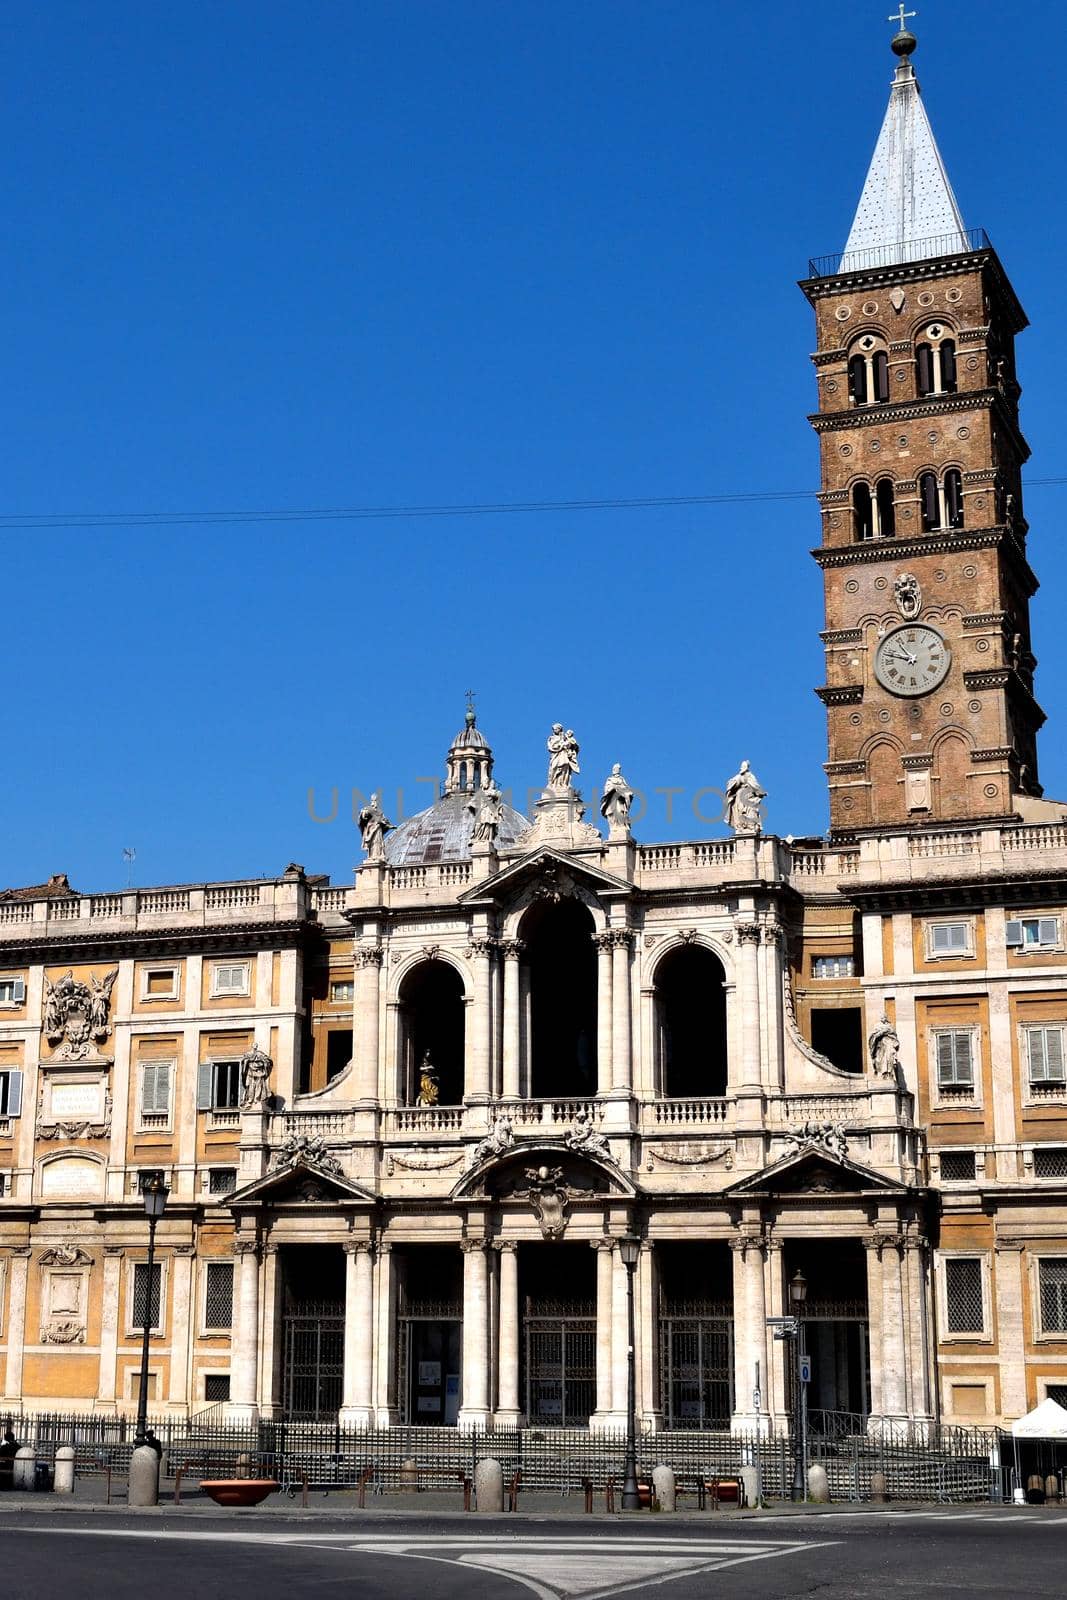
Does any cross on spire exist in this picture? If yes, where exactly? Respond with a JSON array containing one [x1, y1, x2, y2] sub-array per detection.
[[888, 5, 916, 30]]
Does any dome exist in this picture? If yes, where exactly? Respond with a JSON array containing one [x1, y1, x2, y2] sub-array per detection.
[[384, 790, 530, 866]]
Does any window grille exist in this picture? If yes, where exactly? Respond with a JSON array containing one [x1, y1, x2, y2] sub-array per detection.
[[945, 1258, 984, 1333], [1047, 1384, 1067, 1409], [940, 1150, 977, 1182], [1039, 1260, 1067, 1334], [209, 1167, 237, 1195], [812, 955, 855, 979], [1007, 917, 1061, 951], [132, 1262, 162, 1330], [1027, 1027, 1066, 1086], [936, 1030, 975, 1091], [204, 1373, 230, 1402], [1034, 1148, 1067, 1179], [204, 1261, 234, 1330]]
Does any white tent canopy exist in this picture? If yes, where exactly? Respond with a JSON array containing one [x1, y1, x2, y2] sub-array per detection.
[[1012, 1398, 1067, 1438]]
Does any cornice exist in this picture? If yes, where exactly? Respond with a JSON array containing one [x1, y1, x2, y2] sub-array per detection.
[[815, 684, 864, 706], [0, 918, 319, 965], [811, 388, 1031, 467], [842, 868, 1067, 915], [812, 526, 1037, 597], [799, 246, 1028, 336]]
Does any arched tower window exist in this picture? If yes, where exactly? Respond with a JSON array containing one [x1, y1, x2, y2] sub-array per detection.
[[944, 468, 964, 529], [920, 470, 965, 533], [916, 324, 958, 396], [653, 945, 728, 1098], [522, 899, 597, 1098], [398, 960, 465, 1105], [852, 482, 874, 541], [848, 335, 890, 406], [875, 478, 896, 538]]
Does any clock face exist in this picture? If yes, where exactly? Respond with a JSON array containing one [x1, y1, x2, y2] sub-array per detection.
[[874, 624, 951, 697]]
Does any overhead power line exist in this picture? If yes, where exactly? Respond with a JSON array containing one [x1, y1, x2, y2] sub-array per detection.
[[0, 477, 1064, 531]]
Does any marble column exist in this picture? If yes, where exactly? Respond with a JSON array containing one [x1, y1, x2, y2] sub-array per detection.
[[501, 944, 524, 1101], [880, 1237, 908, 1421], [730, 1235, 769, 1431], [467, 939, 495, 1101], [374, 1244, 398, 1425], [864, 1236, 885, 1423], [495, 1243, 521, 1424], [168, 1247, 195, 1410], [3, 1249, 31, 1403], [610, 1242, 630, 1422], [764, 1241, 788, 1425], [258, 1244, 282, 1417], [227, 1240, 260, 1423], [590, 1238, 615, 1428], [595, 934, 614, 1095], [95, 1247, 124, 1410], [354, 945, 384, 1102], [735, 922, 763, 1090], [459, 1240, 490, 1429], [340, 1242, 375, 1427], [903, 1235, 933, 1422], [610, 930, 634, 1092], [761, 924, 785, 1091]]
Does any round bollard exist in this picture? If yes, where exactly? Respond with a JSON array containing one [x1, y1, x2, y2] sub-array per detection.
[[738, 1465, 759, 1509], [474, 1457, 504, 1513], [651, 1465, 676, 1512], [807, 1463, 830, 1504], [128, 1444, 160, 1507], [53, 1446, 76, 1494], [1046, 1474, 1060, 1503], [12, 1446, 36, 1491], [870, 1469, 888, 1504], [399, 1457, 419, 1493]]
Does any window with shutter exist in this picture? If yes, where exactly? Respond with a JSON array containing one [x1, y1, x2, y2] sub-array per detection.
[[197, 1061, 214, 1112], [212, 963, 250, 998], [0, 1071, 22, 1118], [0, 976, 24, 1005], [936, 1031, 974, 1090], [1039, 918, 1061, 946], [140, 1061, 173, 1122], [930, 921, 970, 956], [1027, 1027, 1066, 1085]]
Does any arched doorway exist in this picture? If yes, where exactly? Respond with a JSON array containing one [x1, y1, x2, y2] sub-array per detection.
[[397, 960, 465, 1105], [523, 899, 598, 1098], [654, 945, 728, 1097]]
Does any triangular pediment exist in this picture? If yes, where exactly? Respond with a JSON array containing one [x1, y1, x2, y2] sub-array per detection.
[[226, 1157, 378, 1209], [458, 847, 631, 906], [724, 1144, 910, 1198]]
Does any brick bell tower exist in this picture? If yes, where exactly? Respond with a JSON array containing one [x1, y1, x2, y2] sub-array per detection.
[[801, 20, 1052, 836]]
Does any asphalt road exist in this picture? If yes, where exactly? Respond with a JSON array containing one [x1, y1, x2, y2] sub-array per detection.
[[2, 1509, 1065, 1599]]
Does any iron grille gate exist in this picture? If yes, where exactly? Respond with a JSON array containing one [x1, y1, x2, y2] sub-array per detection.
[[659, 1303, 733, 1429], [282, 1300, 344, 1420], [524, 1299, 596, 1427]]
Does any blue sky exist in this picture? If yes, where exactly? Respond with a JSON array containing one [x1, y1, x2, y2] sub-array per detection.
[[3, 0, 1064, 891]]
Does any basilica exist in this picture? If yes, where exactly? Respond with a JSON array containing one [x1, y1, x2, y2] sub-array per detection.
[[1, 23, 1066, 1435]]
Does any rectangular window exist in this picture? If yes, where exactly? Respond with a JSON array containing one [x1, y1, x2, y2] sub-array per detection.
[[204, 1373, 231, 1402], [204, 1261, 234, 1330], [0, 976, 25, 1005], [330, 980, 355, 1003], [812, 955, 855, 980], [132, 1262, 162, 1331], [326, 1030, 352, 1082], [1006, 917, 1061, 952], [940, 1149, 977, 1182], [1047, 1384, 1067, 1409], [1039, 1260, 1067, 1334], [138, 1061, 174, 1124], [935, 1030, 975, 1092], [945, 1258, 985, 1334], [1034, 1148, 1067, 1180], [1026, 1027, 1066, 1087], [208, 1167, 237, 1195], [0, 1071, 24, 1118], [197, 1059, 242, 1111], [928, 921, 971, 958], [810, 1008, 865, 1074], [211, 962, 250, 998], [142, 966, 179, 1000], [0, 1173, 6, 1197]]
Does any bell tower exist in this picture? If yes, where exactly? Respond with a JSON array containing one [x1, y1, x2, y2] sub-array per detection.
[[801, 21, 1048, 835]]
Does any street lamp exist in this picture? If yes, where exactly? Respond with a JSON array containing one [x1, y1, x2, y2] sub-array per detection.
[[789, 1269, 808, 1502], [618, 1236, 641, 1511], [134, 1172, 169, 1448]]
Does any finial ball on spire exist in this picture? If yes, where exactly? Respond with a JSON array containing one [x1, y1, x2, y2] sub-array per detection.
[[888, 6, 917, 55]]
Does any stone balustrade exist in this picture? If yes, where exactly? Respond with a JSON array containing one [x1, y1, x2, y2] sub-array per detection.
[[0, 877, 309, 941], [647, 1098, 731, 1128]]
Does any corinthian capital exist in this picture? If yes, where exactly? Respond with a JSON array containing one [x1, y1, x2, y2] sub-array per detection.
[[355, 944, 385, 969], [734, 921, 762, 946]]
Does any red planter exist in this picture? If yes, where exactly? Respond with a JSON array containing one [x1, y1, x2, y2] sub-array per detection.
[[200, 1479, 279, 1507]]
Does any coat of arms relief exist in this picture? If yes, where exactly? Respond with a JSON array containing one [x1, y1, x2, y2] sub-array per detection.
[[43, 968, 118, 1062]]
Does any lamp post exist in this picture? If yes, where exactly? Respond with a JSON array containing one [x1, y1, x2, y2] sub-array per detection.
[[618, 1236, 641, 1511], [134, 1172, 169, 1448], [789, 1269, 808, 1502]]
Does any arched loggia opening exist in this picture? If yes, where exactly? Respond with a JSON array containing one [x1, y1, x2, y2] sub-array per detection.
[[397, 959, 465, 1105], [523, 899, 597, 1098], [654, 945, 728, 1097]]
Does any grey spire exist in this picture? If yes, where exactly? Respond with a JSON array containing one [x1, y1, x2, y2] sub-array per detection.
[[839, 26, 967, 274]]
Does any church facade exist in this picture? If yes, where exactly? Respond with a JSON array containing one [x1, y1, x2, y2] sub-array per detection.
[[1, 24, 1066, 1433]]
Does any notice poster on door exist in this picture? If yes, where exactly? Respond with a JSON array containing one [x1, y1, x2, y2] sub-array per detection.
[[417, 1396, 441, 1413], [418, 1361, 442, 1387]]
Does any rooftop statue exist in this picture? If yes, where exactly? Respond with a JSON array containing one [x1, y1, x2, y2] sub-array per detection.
[[357, 791, 393, 859], [723, 760, 767, 836], [547, 724, 580, 793], [600, 763, 634, 833], [470, 778, 504, 844]]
